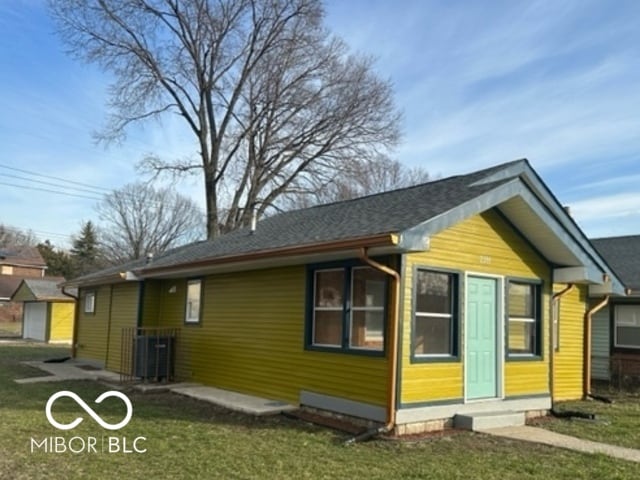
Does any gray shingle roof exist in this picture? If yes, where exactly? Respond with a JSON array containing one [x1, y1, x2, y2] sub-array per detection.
[[591, 235, 640, 292], [0, 275, 22, 300], [69, 159, 525, 285], [144, 160, 521, 270], [0, 246, 46, 267], [20, 277, 76, 301]]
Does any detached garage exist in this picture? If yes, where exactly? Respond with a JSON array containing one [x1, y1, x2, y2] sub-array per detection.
[[11, 278, 76, 343]]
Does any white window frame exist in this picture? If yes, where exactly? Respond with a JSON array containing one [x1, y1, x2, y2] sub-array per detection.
[[349, 266, 385, 350], [184, 279, 202, 324], [312, 268, 344, 348], [614, 304, 640, 349], [507, 281, 540, 357], [84, 291, 96, 314]]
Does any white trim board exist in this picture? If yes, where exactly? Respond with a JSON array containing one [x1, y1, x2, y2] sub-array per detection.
[[299, 390, 386, 422], [396, 396, 551, 424]]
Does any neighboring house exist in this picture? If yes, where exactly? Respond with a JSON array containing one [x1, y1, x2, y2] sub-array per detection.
[[0, 246, 47, 324], [11, 277, 76, 343], [65, 159, 625, 434], [590, 235, 640, 383], [0, 246, 47, 279]]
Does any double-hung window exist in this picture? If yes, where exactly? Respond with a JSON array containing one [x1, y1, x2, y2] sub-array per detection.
[[614, 305, 640, 349], [507, 280, 541, 356], [84, 291, 96, 314], [309, 264, 387, 353], [185, 279, 203, 324], [412, 269, 459, 359]]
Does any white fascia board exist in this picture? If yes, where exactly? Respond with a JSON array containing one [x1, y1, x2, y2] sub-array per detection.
[[554, 266, 604, 285], [589, 280, 626, 297]]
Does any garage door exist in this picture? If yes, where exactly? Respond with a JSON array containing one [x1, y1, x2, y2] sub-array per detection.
[[23, 302, 47, 341]]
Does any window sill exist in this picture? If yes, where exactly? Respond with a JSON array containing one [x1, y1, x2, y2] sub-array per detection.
[[410, 354, 460, 364], [305, 344, 385, 357], [506, 354, 542, 362]]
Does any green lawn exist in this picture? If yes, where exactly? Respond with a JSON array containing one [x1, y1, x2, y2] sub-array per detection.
[[532, 391, 640, 450], [1, 344, 639, 480], [0, 321, 22, 337]]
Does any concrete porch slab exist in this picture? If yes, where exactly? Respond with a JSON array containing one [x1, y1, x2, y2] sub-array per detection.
[[15, 360, 120, 384], [170, 385, 297, 416], [455, 411, 525, 431]]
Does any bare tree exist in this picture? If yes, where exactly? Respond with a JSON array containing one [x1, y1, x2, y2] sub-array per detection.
[[97, 183, 204, 264], [50, 0, 401, 238], [281, 157, 431, 209], [0, 224, 37, 248]]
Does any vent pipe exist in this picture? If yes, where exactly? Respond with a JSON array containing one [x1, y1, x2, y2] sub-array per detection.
[[250, 204, 257, 234]]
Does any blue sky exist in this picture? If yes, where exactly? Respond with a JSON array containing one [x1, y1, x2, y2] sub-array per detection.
[[1, 0, 639, 247]]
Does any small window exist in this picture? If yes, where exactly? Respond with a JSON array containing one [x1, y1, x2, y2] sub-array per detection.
[[507, 281, 541, 356], [413, 269, 458, 358], [84, 291, 96, 314], [308, 263, 388, 354], [614, 305, 640, 349], [185, 279, 202, 324]]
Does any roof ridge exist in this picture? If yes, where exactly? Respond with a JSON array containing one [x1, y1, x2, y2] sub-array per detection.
[[591, 234, 640, 241], [263, 158, 527, 216]]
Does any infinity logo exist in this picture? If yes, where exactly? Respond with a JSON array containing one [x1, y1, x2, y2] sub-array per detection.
[[45, 391, 133, 431]]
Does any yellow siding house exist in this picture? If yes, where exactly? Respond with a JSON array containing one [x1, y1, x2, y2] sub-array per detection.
[[66, 159, 626, 434]]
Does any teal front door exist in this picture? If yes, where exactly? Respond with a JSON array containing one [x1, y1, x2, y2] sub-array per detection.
[[466, 276, 498, 400]]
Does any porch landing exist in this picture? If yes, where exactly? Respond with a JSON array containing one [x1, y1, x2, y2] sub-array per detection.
[[170, 384, 297, 416], [455, 411, 525, 431]]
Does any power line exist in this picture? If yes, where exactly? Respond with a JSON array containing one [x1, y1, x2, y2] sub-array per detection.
[[0, 181, 103, 201], [0, 162, 111, 192], [0, 172, 106, 196]]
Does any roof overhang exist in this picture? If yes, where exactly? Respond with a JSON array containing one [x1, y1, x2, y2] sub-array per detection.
[[400, 173, 626, 296], [139, 233, 401, 280], [554, 266, 606, 285]]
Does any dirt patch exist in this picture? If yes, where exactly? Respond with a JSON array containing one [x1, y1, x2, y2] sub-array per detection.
[[284, 410, 365, 435]]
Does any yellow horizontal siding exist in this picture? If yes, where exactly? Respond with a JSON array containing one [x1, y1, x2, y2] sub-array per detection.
[[155, 266, 388, 406], [401, 210, 551, 405], [75, 286, 111, 364], [140, 280, 162, 327], [49, 302, 74, 342], [105, 283, 140, 372], [552, 284, 586, 401]]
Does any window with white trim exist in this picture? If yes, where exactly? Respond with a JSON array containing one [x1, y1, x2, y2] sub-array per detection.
[[312, 269, 344, 347], [185, 279, 202, 324], [310, 264, 387, 353], [350, 267, 385, 349], [507, 281, 541, 356], [84, 291, 96, 314], [413, 269, 458, 357], [615, 304, 640, 349]]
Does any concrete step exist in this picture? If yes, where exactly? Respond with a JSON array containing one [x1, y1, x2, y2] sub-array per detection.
[[454, 411, 525, 431]]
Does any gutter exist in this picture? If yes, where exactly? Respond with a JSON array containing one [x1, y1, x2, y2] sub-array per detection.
[[62, 286, 80, 358], [584, 295, 610, 398], [345, 248, 401, 443], [550, 284, 574, 401], [142, 233, 399, 277]]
